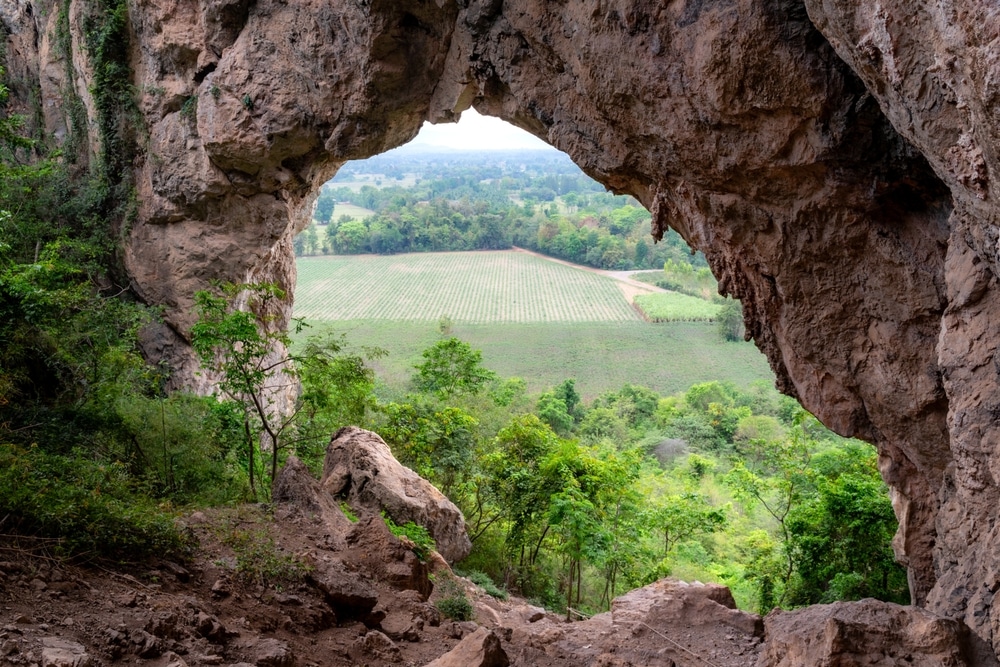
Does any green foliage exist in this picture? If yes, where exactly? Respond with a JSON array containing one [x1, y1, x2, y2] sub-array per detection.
[[113, 393, 247, 505], [577, 407, 629, 445], [434, 575, 474, 621], [648, 492, 726, 555], [717, 298, 745, 341], [785, 446, 908, 605], [0, 443, 188, 561], [295, 334, 386, 470], [438, 314, 454, 336], [339, 501, 359, 523], [191, 283, 297, 494], [635, 259, 718, 300], [382, 513, 436, 561], [554, 379, 582, 420], [536, 391, 574, 436], [218, 514, 310, 587], [192, 285, 385, 491], [468, 570, 508, 600], [179, 95, 197, 120], [81, 0, 140, 211], [413, 337, 498, 397], [0, 64, 265, 566], [478, 414, 561, 556], [379, 398, 478, 493]]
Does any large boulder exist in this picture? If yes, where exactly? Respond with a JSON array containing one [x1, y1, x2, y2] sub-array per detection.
[[512, 579, 763, 667], [612, 579, 763, 639], [307, 558, 380, 621], [342, 516, 433, 600], [321, 427, 472, 563], [758, 599, 999, 667], [424, 627, 509, 667]]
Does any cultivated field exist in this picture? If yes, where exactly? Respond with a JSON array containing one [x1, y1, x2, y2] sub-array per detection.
[[295, 251, 641, 323], [331, 203, 375, 220], [634, 292, 722, 322], [293, 250, 774, 398]]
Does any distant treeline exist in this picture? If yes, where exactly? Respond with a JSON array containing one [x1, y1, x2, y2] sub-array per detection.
[[295, 149, 708, 272]]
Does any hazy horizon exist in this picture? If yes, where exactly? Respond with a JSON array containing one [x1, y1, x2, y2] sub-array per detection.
[[408, 108, 554, 151]]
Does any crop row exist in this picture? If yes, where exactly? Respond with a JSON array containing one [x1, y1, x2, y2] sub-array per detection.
[[633, 292, 722, 322], [294, 251, 641, 323]]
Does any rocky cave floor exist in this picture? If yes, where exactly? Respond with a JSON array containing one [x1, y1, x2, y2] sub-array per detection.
[[0, 489, 762, 667], [0, 426, 989, 667]]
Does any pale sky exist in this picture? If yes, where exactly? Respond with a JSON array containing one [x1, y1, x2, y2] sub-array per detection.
[[409, 108, 553, 151]]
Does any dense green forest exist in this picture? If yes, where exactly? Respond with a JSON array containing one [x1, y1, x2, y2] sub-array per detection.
[[295, 147, 706, 273], [365, 338, 907, 614], [0, 68, 905, 621]]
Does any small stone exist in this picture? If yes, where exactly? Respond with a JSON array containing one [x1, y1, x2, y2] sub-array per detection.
[[518, 605, 546, 623], [30, 579, 47, 592], [349, 631, 400, 664], [13, 615, 32, 625], [211, 578, 231, 598], [381, 611, 423, 642], [161, 561, 191, 583], [40, 637, 91, 667], [163, 651, 189, 667], [131, 629, 163, 659], [195, 612, 227, 642], [254, 638, 295, 667], [447, 620, 478, 639]]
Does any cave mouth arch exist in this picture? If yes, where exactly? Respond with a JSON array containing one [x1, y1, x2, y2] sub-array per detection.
[[118, 0, 968, 643], [284, 111, 920, 616]]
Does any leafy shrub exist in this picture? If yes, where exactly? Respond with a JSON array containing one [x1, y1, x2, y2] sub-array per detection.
[[0, 444, 188, 561], [435, 575, 474, 621], [115, 393, 247, 505], [217, 513, 310, 587], [468, 570, 508, 600], [717, 298, 745, 341], [436, 595, 474, 621], [383, 513, 436, 561]]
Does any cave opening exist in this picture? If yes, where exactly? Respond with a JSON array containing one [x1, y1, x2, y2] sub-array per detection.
[[287, 109, 907, 615], [289, 108, 752, 400]]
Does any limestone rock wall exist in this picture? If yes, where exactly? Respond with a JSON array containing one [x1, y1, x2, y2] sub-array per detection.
[[3, 0, 1000, 656]]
